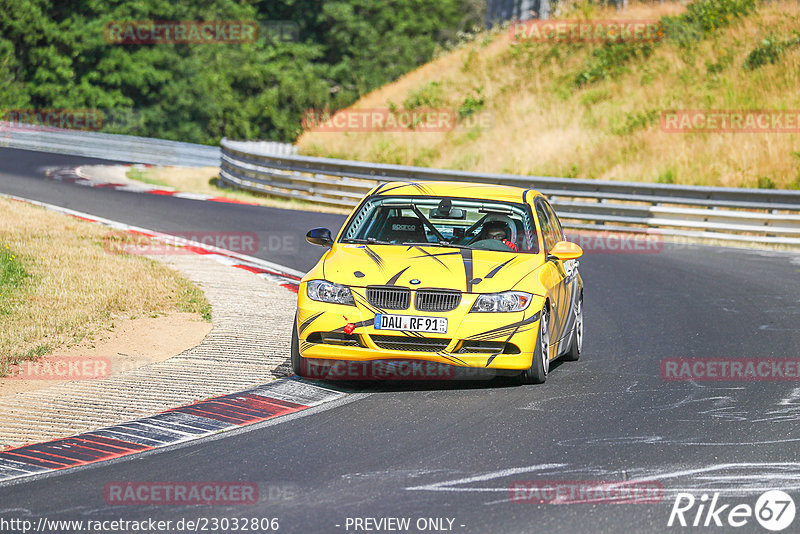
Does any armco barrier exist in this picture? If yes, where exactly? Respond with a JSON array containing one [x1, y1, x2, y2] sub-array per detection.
[[2, 125, 796, 246], [220, 138, 800, 246], [0, 124, 296, 167]]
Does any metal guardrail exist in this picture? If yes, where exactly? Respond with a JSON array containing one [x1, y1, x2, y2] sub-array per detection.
[[0, 124, 296, 167], [220, 138, 800, 246]]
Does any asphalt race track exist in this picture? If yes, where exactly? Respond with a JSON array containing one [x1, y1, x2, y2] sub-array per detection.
[[1, 147, 799, 533]]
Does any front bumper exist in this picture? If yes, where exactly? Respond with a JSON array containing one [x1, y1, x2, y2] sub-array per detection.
[[297, 287, 542, 371]]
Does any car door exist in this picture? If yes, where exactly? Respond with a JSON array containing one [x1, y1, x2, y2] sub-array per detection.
[[534, 200, 569, 345], [542, 199, 579, 345]]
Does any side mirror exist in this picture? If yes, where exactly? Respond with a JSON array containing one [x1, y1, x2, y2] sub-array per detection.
[[549, 240, 583, 261], [306, 228, 333, 247]]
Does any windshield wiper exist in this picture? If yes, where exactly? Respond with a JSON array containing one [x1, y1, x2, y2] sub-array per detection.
[[402, 241, 471, 249], [340, 238, 393, 245]]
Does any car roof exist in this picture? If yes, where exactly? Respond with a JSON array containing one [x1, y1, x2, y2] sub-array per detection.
[[372, 181, 543, 204]]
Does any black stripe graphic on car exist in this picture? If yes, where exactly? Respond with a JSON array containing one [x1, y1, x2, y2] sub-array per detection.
[[485, 258, 515, 279], [409, 246, 458, 269], [468, 325, 535, 342], [485, 325, 521, 367], [407, 182, 434, 195], [364, 246, 385, 270], [443, 352, 467, 365], [460, 249, 473, 292], [376, 182, 413, 195], [386, 267, 410, 286], [467, 313, 540, 341], [299, 311, 324, 335], [439, 353, 466, 366], [353, 292, 386, 316]]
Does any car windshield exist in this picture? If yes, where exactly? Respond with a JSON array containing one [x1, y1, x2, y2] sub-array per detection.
[[340, 195, 539, 254]]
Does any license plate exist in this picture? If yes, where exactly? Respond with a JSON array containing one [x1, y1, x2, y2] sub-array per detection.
[[374, 314, 447, 334]]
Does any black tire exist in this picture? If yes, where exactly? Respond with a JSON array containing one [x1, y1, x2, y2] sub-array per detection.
[[291, 313, 303, 376], [518, 305, 550, 385], [562, 295, 583, 362]]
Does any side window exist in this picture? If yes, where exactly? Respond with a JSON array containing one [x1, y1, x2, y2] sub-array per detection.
[[535, 203, 556, 252], [542, 201, 565, 243], [521, 209, 538, 254]]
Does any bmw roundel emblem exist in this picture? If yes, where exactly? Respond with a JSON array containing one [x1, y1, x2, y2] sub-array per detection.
[[410, 279, 421, 285]]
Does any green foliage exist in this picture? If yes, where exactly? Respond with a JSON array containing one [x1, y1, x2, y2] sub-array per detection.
[[0, 0, 483, 144], [683, 0, 757, 32], [575, 43, 655, 86], [571, 0, 757, 88], [658, 169, 676, 184], [744, 33, 800, 70], [458, 86, 484, 118], [0, 247, 27, 290], [412, 147, 439, 167], [757, 176, 777, 189], [126, 167, 168, 187], [404, 82, 446, 110], [610, 109, 659, 135], [662, 0, 757, 48], [706, 48, 734, 74], [0, 246, 29, 315], [580, 88, 610, 107], [564, 164, 579, 178]]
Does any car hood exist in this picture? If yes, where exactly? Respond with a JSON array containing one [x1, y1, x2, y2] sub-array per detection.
[[323, 244, 543, 293]]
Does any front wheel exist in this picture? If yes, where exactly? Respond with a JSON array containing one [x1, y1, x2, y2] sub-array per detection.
[[518, 306, 550, 385]]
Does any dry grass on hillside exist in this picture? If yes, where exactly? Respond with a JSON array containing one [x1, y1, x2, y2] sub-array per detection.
[[298, 1, 800, 189]]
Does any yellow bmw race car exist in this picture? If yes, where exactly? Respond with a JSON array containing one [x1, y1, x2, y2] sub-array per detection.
[[291, 181, 584, 384]]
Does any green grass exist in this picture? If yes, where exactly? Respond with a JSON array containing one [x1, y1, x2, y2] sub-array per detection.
[[0, 245, 29, 315], [0, 245, 39, 375], [125, 166, 350, 214], [126, 167, 170, 187], [178, 282, 213, 322]]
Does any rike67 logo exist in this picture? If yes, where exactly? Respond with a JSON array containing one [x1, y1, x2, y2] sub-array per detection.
[[668, 490, 796, 531]]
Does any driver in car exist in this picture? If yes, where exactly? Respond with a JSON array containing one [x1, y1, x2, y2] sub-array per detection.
[[483, 220, 518, 251]]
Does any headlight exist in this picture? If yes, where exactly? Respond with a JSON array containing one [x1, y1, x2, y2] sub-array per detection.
[[471, 291, 532, 313], [306, 280, 355, 306]]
